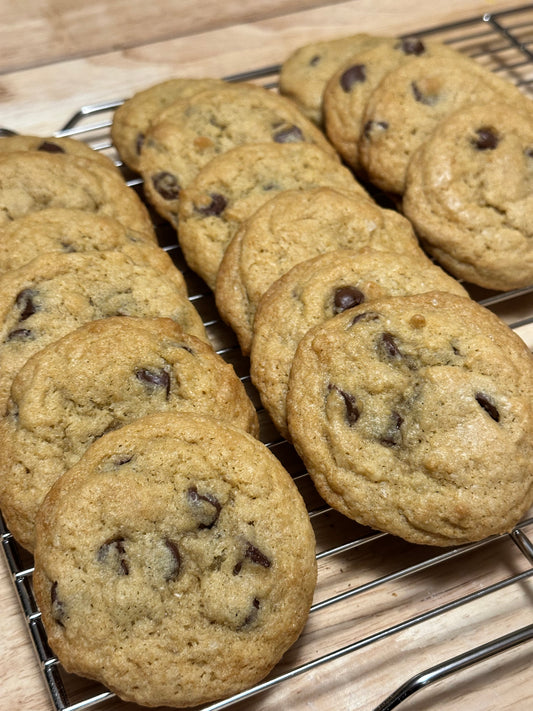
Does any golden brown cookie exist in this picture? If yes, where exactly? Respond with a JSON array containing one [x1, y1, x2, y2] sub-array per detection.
[[286, 292, 533, 546], [33, 412, 317, 707]]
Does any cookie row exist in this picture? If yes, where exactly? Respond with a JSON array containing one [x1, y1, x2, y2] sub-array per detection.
[[280, 33, 533, 290], [0, 135, 317, 707]]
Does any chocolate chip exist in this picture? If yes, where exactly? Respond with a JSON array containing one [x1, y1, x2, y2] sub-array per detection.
[[37, 140, 65, 153], [273, 124, 304, 143], [51, 581, 66, 626], [135, 132, 145, 156], [525, 147, 533, 158], [350, 311, 380, 326], [400, 37, 426, 55], [473, 127, 499, 150], [333, 286, 365, 314], [475, 392, 500, 422], [309, 54, 321, 67], [164, 539, 181, 581], [135, 368, 171, 397], [152, 171, 180, 200], [233, 542, 271, 575], [97, 537, 129, 575], [380, 411, 403, 447], [187, 486, 221, 529], [363, 120, 389, 139], [241, 598, 261, 627], [379, 332, 401, 359], [411, 81, 438, 106], [0, 128, 17, 136], [15, 289, 38, 321], [195, 192, 227, 217], [339, 64, 366, 92], [6, 328, 34, 341], [328, 384, 360, 425]]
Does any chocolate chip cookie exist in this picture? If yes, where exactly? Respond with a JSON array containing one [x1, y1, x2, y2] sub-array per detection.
[[0, 251, 207, 415], [322, 36, 460, 172], [33, 412, 317, 707], [0, 151, 155, 237], [139, 81, 337, 227], [0, 316, 258, 551], [403, 102, 533, 290], [279, 33, 385, 125], [358, 54, 533, 194], [215, 187, 425, 354], [250, 248, 468, 439], [178, 142, 368, 289], [286, 291, 533, 546], [0, 209, 186, 289], [111, 77, 224, 171]]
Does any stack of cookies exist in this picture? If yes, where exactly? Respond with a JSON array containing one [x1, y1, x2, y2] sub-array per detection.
[[0, 134, 317, 706]]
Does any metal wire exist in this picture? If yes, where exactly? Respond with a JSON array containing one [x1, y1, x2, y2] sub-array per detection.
[[1, 5, 533, 711]]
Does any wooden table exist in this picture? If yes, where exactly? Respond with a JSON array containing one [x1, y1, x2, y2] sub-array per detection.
[[1, 1, 532, 710]]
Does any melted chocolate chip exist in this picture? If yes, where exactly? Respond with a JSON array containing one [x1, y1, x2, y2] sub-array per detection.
[[233, 542, 271, 575], [241, 598, 261, 627], [400, 37, 426, 55], [363, 120, 389, 139], [328, 384, 360, 425], [187, 486, 221, 529], [6, 328, 34, 341], [273, 124, 304, 143], [152, 171, 180, 200], [164, 539, 181, 581], [473, 127, 499, 150], [475, 392, 500, 422], [380, 411, 403, 447], [379, 332, 401, 359], [97, 537, 129, 575], [37, 140, 65, 153], [411, 81, 438, 106], [350, 311, 380, 326], [333, 286, 365, 314], [135, 368, 171, 397], [51, 581, 66, 626], [15, 289, 38, 321], [136, 132, 145, 156], [339, 64, 366, 92], [195, 192, 227, 217]]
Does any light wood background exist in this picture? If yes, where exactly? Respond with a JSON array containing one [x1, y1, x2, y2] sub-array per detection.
[[1, 1, 532, 710]]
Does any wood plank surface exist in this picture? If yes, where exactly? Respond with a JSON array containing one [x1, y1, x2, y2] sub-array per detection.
[[0, 1, 532, 710]]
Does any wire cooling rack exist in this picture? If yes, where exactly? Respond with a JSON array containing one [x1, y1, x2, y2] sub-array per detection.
[[1, 5, 533, 711]]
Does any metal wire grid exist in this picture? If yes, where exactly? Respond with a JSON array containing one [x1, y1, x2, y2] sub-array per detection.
[[1, 4, 533, 710]]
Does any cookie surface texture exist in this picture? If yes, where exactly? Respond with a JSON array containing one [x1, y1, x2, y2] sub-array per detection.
[[0, 151, 155, 237], [215, 187, 425, 354], [403, 102, 533, 290], [33, 412, 317, 707], [279, 33, 385, 125], [178, 142, 367, 289], [0, 251, 207, 415], [358, 54, 533, 194], [250, 248, 468, 439], [0, 209, 185, 285], [286, 292, 533, 546], [0, 317, 258, 551], [0, 133, 118, 172], [139, 81, 337, 227], [111, 77, 224, 171]]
